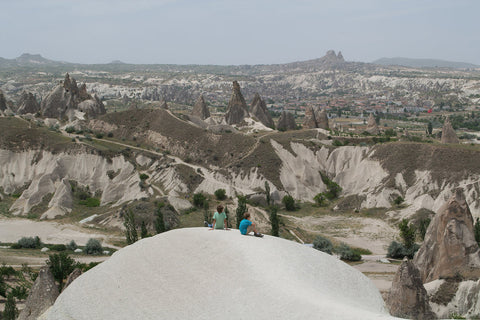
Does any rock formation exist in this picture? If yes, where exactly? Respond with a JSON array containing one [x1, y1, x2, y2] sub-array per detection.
[[315, 107, 329, 130], [366, 113, 379, 134], [0, 89, 7, 111], [413, 188, 480, 283], [63, 268, 82, 291], [250, 93, 274, 128], [303, 106, 318, 129], [191, 95, 210, 120], [277, 111, 296, 131], [17, 91, 40, 114], [160, 99, 169, 110], [19, 266, 59, 320], [41, 73, 105, 119], [386, 257, 435, 319], [441, 117, 460, 144], [225, 81, 249, 125]]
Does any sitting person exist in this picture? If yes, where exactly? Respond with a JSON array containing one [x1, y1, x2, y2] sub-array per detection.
[[210, 205, 229, 230], [239, 212, 263, 237]]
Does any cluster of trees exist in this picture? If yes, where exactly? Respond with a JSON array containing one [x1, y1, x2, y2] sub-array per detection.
[[124, 201, 168, 245], [314, 173, 342, 206]]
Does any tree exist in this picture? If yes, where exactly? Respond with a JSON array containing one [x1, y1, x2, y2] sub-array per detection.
[[282, 195, 295, 211], [3, 293, 18, 320], [427, 121, 433, 135], [419, 218, 431, 241], [265, 181, 271, 207], [47, 252, 76, 291], [320, 173, 342, 200], [269, 206, 279, 237], [67, 240, 78, 251], [224, 206, 231, 228], [203, 201, 211, 225], [141, 221, 149, 238], [193, 193, 207, 208], [475, 218, 480, 246], [399, 219, 416, 249], [236, 196, 247, 228], [85, 238, 103, 255], [214, 189, 226, 200], [155, 205, 166, 234], [124, 210, 138, 245], [393, 196, 404, 206]]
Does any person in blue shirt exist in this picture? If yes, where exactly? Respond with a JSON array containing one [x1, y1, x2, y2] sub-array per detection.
[[239, 212, 263, 237]]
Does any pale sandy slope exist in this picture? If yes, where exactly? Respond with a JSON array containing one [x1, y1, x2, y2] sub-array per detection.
[[41, 228, 398, 320]]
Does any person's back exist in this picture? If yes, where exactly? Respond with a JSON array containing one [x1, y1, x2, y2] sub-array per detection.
[[211, 205, 228, 230], [239, 212, 263, 237], [239, 218, 252, 235]]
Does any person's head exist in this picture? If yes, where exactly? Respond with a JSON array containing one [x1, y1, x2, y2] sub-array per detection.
[[217, 205, 224, 213], [244, 212, 250, 220]]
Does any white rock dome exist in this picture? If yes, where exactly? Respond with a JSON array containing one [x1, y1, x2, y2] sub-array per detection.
[[42, 228, 396, 319]]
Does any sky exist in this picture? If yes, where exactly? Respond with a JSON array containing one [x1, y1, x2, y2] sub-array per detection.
[[0, 0, 479, 65]]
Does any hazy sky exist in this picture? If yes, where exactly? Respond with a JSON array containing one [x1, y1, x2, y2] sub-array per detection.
[[1, 0, 479, 65]]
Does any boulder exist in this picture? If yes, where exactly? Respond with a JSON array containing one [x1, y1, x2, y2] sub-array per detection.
[[18, 266, 59, 320], [441, 117, 459, 144], [225, 81, 249, 125], [386, 257, 435, 319], [303, 106, 318, 129], [277, 111, 296, 131], [413, 188, 480, 283], [191, 95, 210, 120], [366, 113, 379, 134], [250, 93, 274, 128], [17, 91, 40, 115]]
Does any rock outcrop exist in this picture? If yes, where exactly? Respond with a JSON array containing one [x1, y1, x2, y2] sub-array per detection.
[[225, 81, 249, 125], [441, 117, 460, 144], [366, 113, 379, 134], [191, 95, 210, 120], [315, 107, 329, 130], [386, 257, 435, 319], [19, 266, 59, 320], [303, 106, 318, 129], [250, 93, 274, 128], [63, 268, 82, 292], [277, 111, 296, 131], [0, 90, 7, 111], [160, 99, 169, 110], [414, 188, 480, 283], [17, 91, 40, 114], [41, 73, 105, 119]]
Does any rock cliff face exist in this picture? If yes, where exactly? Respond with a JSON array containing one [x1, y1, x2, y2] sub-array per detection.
[[441, 117, 459, 144], [225, 81, 249, 125], [17, 91, 40, 114], [19, 266, 59, 320], [250, 93, 274, 128], [191, 95, 210, 120], [41, 73, 105, 119], [277, 111, 296, 131], [386, 258, 435, 319], [414, 189, 480, 283]]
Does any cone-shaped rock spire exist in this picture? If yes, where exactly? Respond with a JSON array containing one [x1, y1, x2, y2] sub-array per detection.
[[191, 95, 210, 120], [225, 81, 249, 125]]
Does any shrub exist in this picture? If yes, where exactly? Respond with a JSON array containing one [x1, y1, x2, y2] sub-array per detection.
[[124, 210, 138, 245], [0, 276, 6, 297], [107, 132, 114, 138], [214, 189, 226, 201], [95, 133, 104, 139], [3, 293, 18, 320], [335, 243, 361, 261], [0, 264, 16, 278], [49, 244, 67, 251], [399, 219, 416, 249], [11, 285, 28, 299], [282, 195, 295, 211], [320, 173, 342, 200], [313, 193, 327, 206], [47, 252, 77, 291], [386, 241, 420, 259], [419, 218, 431, 241], [393, 196, 404, 206], [193, 193, 207, 208], [79, 197, 100, 207], [67, 240, 78, 251], [313, 235, 333, 255], [475, 218, 480, 246], [65, 126, 75, 134], [236, 196, 247, 228], [269, 206, 279, 237], [16, 236, 42, 249], [139, 173, 149, 180], [85, 238, 103, 255]]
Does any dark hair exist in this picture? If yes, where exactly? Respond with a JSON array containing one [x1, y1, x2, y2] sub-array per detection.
[[244, 212, 250, 219], [217, 205, 224, 213]]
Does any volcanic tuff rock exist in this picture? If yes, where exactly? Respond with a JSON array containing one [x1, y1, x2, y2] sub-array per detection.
[[315, 107, 329, 130], [277, 111, 296, 131], [160, 99, 169, 110], [366, 113, 379, 134], [303, 106, 318, 129], [63, 269, 82, 292], [413, 189, 480, 283], [17, 91, 40, 114], [191, 94, 210, 119], [41, 73, 105, 119], [0, 89, 7, 111], [250, 93, 274, 128], [225, 81, 249, 125], [441, 117, 460, 144], [386, 258, 435, 319], [18, 266, 59, 320]]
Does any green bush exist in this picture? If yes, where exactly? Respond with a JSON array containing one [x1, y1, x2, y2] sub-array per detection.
[[282, 195, 295, 211], [335, 243, 361, 261], [85, 238, 103, 255], [193, 193, 207, 208], [49, 244, 67, 251], [47, 252, 77, 291], [386, 241, 420, 259], [16, 236, 42, 249], [95, 133, 104, 139], [393, 196, 404, 206], [79, 197, 100, 207], [11, 285, 28, 299], [67, 240, 78, 251], [0, 276, 6, 297], [3, 293, 18, 320], [139, 173, 149, 180], [313, 235, 333, 255], [65, 126, 75, 134], [313, 193, 327, 206], [399, 219, 416, 249], [214, 189, 226, 200]]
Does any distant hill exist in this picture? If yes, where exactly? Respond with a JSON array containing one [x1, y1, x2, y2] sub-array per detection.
[[373, 57, 479, 69]]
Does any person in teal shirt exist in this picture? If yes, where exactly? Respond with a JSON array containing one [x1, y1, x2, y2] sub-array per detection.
[[239, 212, 263, 237], [210, 205, 228, 230]]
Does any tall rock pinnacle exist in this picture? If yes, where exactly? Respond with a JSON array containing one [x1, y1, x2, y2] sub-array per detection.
[[191, 95, 210, 120], [225, 81, 249, 125], [441, 117, 460, 144], [250, 93, 274, 128]]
